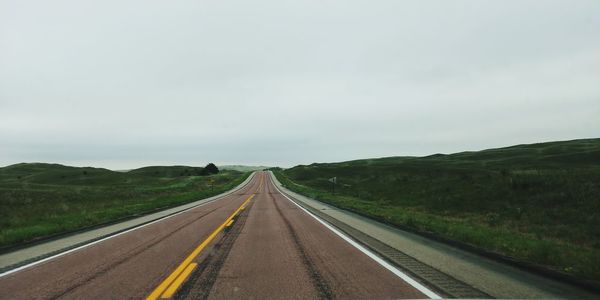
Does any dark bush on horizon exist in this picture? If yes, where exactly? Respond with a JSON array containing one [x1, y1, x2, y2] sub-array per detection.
[[204, 163, 219, 175]]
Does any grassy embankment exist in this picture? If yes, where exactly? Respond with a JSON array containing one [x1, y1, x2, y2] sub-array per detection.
[[274, 138, 600, 282], [0, 163, 249, 248]]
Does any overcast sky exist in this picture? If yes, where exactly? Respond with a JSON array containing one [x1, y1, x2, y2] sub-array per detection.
[[1, 0, 599, 169]]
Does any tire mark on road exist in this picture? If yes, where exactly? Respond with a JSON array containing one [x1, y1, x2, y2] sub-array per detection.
[[270, 192, 333, 300]]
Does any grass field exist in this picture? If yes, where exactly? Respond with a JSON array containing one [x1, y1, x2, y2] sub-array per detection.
[[274, 138, 600, 282], [0, 163, 249, 249]]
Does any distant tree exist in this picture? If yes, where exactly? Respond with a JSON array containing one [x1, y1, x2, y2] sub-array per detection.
[[204, 163, 219, 174]]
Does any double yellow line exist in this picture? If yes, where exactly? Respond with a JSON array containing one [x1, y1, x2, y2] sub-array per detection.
[[146, 193, 255, 299]]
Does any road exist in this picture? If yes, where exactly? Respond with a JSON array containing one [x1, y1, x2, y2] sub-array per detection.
[[0, 172, 437, 299]]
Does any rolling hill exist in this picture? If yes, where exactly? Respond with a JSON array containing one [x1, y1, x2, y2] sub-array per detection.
[[274, 138, 600, 282], [0, 163, 248, 249]]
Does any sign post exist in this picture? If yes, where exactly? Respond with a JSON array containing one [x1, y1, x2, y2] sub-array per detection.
[[328, 177, 337, 195]]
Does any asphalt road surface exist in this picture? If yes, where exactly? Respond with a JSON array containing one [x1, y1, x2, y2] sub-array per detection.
[[0, 172, 436, 299]]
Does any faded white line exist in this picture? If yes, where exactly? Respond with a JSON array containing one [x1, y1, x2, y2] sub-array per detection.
[[271, 175, 442, 299], [0, 173, 256, 278]]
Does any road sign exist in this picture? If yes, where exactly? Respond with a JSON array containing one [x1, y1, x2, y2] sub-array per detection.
[[328, 177, 337, 195]]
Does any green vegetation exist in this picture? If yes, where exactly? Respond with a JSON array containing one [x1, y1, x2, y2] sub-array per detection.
[[0, 163, 248, 248], [129, 163, 219, 177], [204, 163, 220, 175], [127, 165, 207, 177], [274, 138, 600, 282]]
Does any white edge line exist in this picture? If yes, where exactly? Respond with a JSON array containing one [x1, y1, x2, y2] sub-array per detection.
[[0, 172, 256, 278], [271, 175, 442, 299]]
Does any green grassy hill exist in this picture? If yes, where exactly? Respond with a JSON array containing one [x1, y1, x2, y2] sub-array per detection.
[[0, 163, 124, 185], [128, 165, 207, 177], [0, 163, 248, 248], [275, 138, 600, 282]]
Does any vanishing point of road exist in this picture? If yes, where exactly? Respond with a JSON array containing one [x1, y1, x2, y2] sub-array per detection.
[[0, 172, 437, 299]]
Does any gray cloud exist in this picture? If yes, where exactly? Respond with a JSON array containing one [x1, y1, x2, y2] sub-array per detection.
[[1, 0, 599, 169]]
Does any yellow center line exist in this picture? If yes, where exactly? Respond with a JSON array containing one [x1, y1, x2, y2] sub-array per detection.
[[161, 263, 198, 298], [146, 193, 255, 300], [257, 174, 264, 192], [225, 219, 234, 227]]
